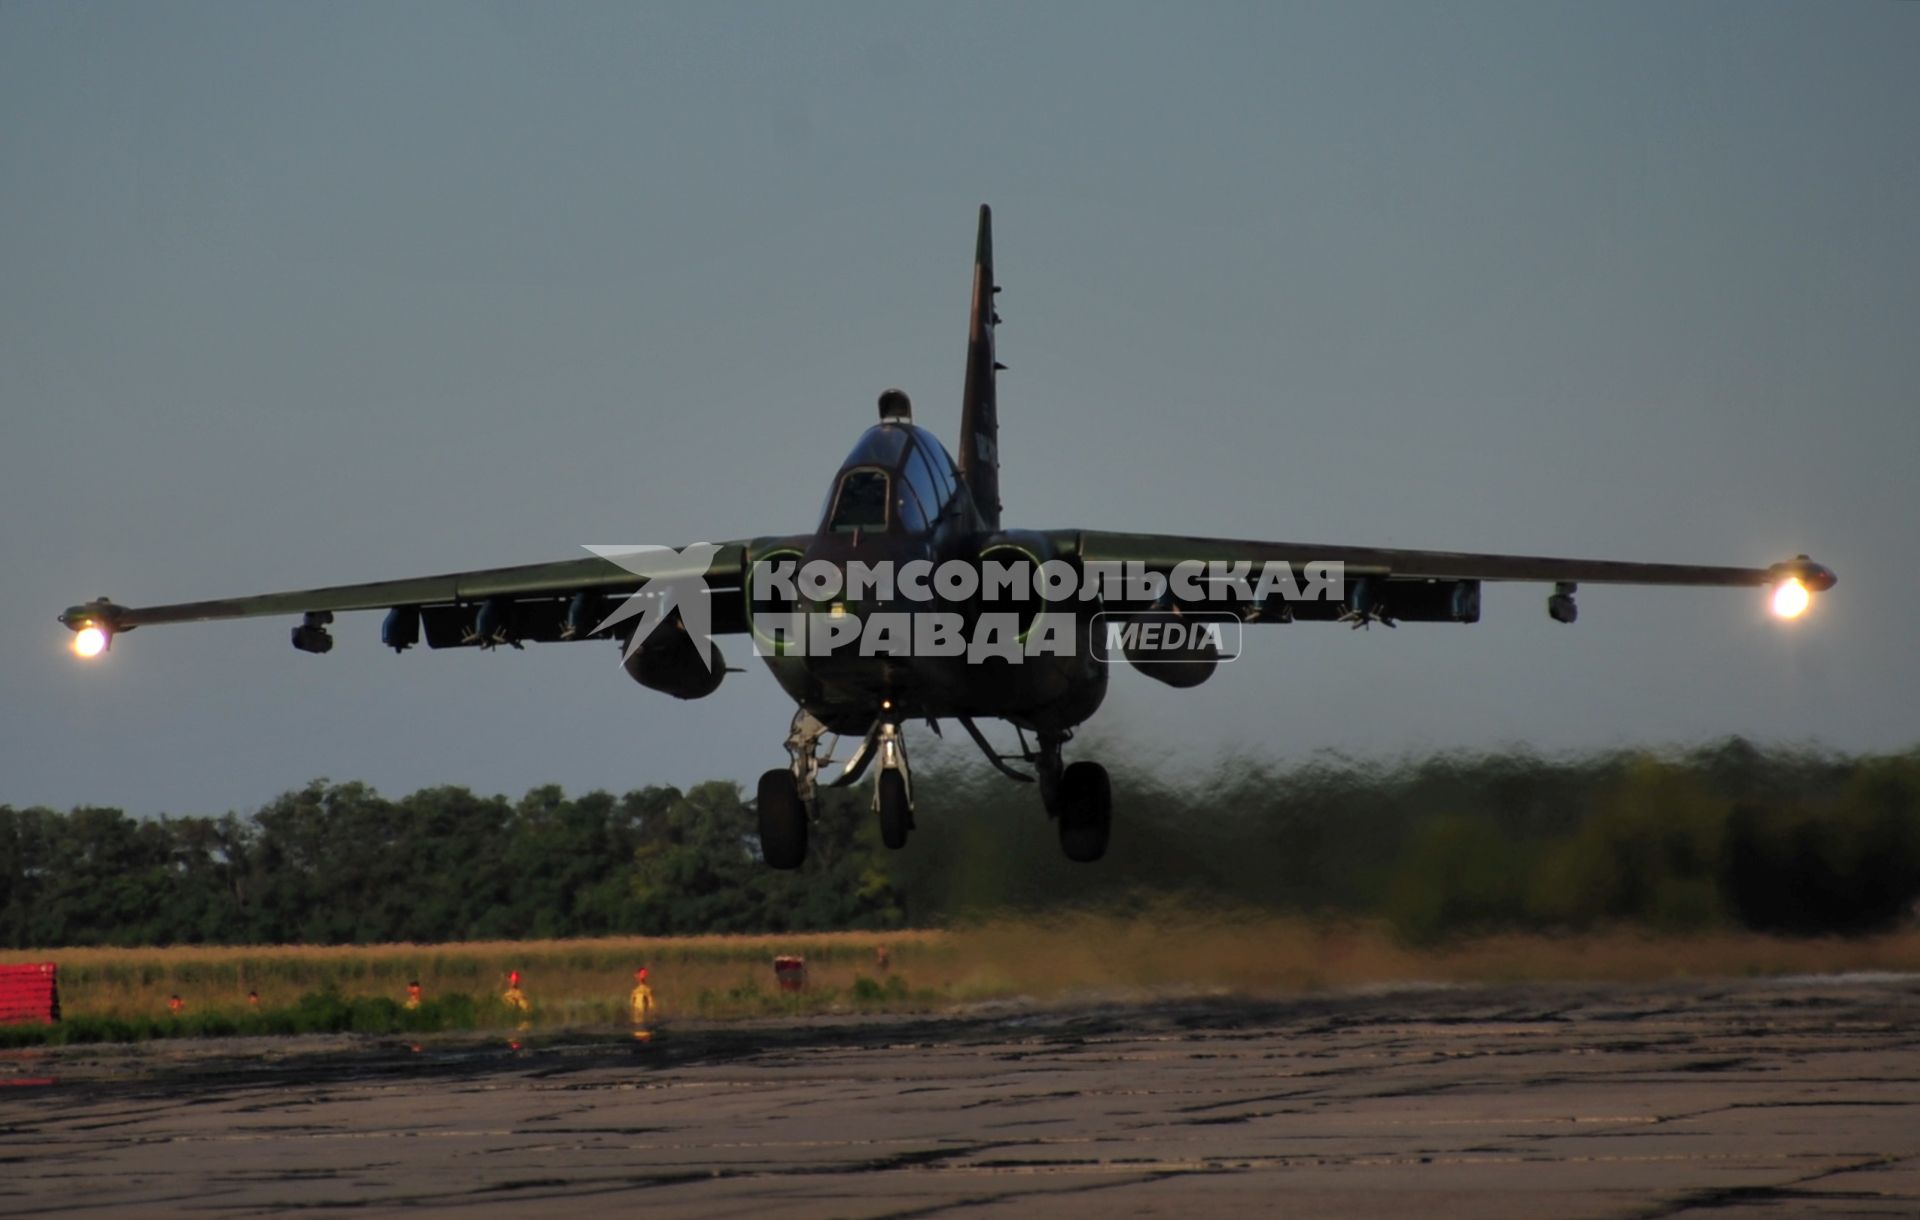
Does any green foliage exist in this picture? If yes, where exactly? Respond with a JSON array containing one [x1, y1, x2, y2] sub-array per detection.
[[1722, 753, 1920, 934], [0, 778, 906, 947], [0, 739, 1916, 949], [628, 781, 906, 934], [1526, 760, 1729, 933], [849, 973, 910, 1004], [1385, 815, 1535, 944], [886, 736, 1920, 943]]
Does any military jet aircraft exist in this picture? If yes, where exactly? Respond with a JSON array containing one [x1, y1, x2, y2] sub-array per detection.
[[60, 206, 1836, 866]]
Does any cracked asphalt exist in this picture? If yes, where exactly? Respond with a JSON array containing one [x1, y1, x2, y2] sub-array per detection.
[[3, 976, 1918, 1217]]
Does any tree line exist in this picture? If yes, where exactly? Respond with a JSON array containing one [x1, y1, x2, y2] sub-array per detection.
[[2, 737, 1916, 948]]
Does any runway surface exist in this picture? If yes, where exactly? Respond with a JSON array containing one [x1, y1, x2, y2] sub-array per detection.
[[4, 976, 1919, 1218]]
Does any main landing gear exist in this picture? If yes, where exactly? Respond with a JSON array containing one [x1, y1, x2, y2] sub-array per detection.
[[756, 708, 829, 870], [1033, 733, 1111, 863], [961, 722, 1112, 863], [756, 768, 807, 870]]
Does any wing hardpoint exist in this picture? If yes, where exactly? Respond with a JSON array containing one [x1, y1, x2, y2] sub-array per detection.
[[1054, 530, 1836, 623], [959, 204, 1003, 530], [59, 544, 756, 650]]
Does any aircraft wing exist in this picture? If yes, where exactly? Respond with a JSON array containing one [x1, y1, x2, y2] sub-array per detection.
[[1051, 530, 1836, 624], [59, 540, 768, 652]]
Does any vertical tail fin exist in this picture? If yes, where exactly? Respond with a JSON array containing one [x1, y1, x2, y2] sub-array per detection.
[[959, 204, 1003, 529]]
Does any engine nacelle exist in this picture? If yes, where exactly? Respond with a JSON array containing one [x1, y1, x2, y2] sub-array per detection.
[[623, 621, 726, 699], [1117, 611, 1220, 689], [1128, 654, 1217, 688]]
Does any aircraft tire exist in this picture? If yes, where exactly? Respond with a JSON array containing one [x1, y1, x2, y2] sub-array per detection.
[[1057, 761, 1111, 863], [878, 771, 911, 850], [757, 769, 808, 869]]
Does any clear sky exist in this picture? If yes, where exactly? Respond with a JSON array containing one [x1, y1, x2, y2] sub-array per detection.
[[3, 2, 1915, 816]]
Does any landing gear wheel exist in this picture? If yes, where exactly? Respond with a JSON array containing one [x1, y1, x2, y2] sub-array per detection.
[[877, 770, 911, 850], [1057, 761, 1111, 863], [757, 769, 808, 869]]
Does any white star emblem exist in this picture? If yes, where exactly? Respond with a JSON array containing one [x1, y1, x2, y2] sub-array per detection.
[[581, 543, 723, 666]]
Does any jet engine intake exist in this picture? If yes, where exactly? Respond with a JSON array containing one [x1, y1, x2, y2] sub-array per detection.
[[623, 616, 726, 699]]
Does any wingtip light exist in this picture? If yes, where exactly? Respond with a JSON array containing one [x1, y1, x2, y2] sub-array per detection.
[[1770, 578, 1811, 620]]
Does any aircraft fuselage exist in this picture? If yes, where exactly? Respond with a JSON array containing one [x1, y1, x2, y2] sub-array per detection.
[[753, 420, 1108, 738]]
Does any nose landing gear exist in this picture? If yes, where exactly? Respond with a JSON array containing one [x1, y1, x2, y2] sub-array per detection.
[[872, 721, 915, 849], [828, 716, 917, 850]]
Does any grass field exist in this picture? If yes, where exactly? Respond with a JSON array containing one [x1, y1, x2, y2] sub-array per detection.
[[10, 912, 1920, 1040]]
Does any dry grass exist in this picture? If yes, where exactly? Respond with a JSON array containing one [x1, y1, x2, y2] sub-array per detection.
[[14, 915, 1920, 1026], [24, 930, 945, 1023]]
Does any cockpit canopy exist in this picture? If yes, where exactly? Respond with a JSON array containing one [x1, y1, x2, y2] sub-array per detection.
[[827, 468, 890, 531], [821, 423, 965, 535]]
